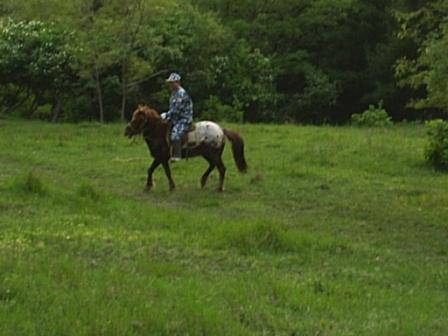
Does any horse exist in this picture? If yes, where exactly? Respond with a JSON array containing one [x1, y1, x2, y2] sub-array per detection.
[[124, 104, 247, 192]]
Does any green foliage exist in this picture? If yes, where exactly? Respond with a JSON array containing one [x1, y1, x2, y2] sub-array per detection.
[[395, 1, 448, 115], [0, 0, 443, 123], [418, 23, 448, 113], [294, 67, 337, 123], [425, 119, 448, 170], [0, 19, 77, 117], [193, 0, 413, 122], [201, 95, 243, 123], [0, 20, 76, 89], [351, 101, 393, 127], [203, 45, 278, 122]]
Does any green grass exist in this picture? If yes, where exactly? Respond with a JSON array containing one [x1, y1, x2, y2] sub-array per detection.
[[0, 119, 447, 335]]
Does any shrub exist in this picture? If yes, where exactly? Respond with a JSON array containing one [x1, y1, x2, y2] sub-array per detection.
[[425, 119, 448, 170], [0, 20, 77, 118], [351, 101, 392, 127], [201, 95, 243, 122]]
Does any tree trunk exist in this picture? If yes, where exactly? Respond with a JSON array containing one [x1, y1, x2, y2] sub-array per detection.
[[120, 61, 127, 121], [94, 64, 104, 123], [52, 96, 62, 122], [120, 89, 127, 121], [29, 93, 40, 118], [119, 1, 145, 121]]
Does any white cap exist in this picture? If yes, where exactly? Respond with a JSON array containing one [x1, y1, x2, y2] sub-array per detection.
[[166, 73, 181, 82]]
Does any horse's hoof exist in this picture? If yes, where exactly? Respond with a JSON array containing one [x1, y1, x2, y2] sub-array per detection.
[[216, 187, 224, 193], [144, 185, 153, 193], [169, 185, 175, 192]]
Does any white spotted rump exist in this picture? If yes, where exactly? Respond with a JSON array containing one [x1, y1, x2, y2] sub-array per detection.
[[185, 121, 225, 148]]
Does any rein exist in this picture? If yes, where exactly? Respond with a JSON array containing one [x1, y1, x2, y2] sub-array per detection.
[[128, 113, 149, 134]]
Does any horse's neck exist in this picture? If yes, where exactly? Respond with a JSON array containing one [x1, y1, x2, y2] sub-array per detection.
[[143, 119, 168, 139]]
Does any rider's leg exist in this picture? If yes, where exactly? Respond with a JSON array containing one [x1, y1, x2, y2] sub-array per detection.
[[170, 139, 182, 161], [170, 121, 190, 162], [170, 125, 182, 162]]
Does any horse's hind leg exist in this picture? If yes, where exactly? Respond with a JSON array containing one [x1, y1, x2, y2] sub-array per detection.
[[206, 146, 226, 192], [162, 161, 176, 191], [216, 156, 226, 192], [145, 159, 161, 192], [201, 163, 216, 188]]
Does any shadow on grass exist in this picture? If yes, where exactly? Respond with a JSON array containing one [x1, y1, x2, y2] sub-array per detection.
[[11, 171, 48, 195], [77, 183, 101, 202]]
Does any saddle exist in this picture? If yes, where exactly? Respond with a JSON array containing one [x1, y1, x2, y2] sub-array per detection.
[[181, 124, 197, 147]]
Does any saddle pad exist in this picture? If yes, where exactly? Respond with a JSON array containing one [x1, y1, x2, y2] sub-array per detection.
[[185, 121, 225, 149]]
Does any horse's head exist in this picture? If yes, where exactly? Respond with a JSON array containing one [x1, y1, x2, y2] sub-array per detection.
[[124, 104, 160, 138]]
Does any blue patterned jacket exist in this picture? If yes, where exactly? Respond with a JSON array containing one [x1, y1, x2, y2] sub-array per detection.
[[165, 86, 193, 124]]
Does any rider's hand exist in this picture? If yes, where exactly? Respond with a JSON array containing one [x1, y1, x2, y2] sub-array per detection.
[[161, 113, 167, 120]]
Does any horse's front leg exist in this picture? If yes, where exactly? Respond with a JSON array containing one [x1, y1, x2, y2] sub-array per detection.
[[145, 159, 161, 192], [162, 161, 176, 191]]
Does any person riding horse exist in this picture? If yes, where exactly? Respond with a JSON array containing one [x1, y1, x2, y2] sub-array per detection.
[[160, 73, 193, 162]]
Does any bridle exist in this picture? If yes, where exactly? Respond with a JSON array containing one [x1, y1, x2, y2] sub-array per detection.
[[128, 111, 149, 134]]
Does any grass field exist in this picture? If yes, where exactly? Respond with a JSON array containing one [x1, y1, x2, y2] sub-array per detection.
[[0, 118, 447, 335]]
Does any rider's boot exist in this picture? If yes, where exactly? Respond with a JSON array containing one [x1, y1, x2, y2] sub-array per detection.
[[170, 140, 182, 163]]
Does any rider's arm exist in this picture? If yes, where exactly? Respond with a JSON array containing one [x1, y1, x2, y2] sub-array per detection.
[[165, 91, 189, 120], [183, 95, 193, 123]]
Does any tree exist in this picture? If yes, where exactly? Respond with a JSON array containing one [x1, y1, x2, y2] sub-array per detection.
[[0, 20, 77, 118], [0, 0, 437, 123], [395, 0, 448, 116]]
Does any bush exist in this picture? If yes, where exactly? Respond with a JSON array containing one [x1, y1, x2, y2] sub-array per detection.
[[425, 119, 448, 170], [351, 101, 392, 127], [201, 95, 243, 122], [0, 20, 77, 117]]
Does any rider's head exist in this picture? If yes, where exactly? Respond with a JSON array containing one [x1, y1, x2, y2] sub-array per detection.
[[166, 73, 181, 92]]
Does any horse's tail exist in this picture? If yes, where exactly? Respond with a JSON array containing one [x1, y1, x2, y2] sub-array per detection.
[[223, 128, 248, 173]]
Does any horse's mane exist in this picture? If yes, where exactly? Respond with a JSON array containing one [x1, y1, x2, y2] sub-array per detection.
[[135, 104, 168, 138], [139, 104, 161, 120]]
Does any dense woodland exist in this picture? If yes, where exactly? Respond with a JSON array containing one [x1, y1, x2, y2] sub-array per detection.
[[0, 0, 447, 123]]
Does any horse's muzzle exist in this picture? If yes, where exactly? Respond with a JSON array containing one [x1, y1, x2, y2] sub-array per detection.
[[124, 125, 134, 138]]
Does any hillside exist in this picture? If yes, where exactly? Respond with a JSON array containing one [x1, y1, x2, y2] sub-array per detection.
[[0, 120, 447, 335]]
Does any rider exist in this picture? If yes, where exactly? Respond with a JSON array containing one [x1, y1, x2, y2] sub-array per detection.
[[161, 73, 193, 162]]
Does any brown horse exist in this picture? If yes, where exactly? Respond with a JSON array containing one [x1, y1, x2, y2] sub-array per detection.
[[124, 104, 247, 191]]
